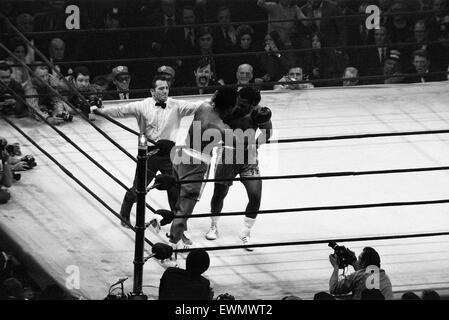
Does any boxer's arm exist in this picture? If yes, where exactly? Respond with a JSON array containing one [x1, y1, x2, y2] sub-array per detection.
[[256, 120, 273, 147]]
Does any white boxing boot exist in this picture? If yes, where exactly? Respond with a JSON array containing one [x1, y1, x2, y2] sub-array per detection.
[[239, 217, 256, 251], [205, 216, 220, 240]]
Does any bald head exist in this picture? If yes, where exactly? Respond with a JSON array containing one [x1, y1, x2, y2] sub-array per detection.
[[236, 64, 253, 84], [49, 38, 65, 60]]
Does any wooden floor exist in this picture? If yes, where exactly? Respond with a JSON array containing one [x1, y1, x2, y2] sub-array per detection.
[[1, 82, 449, 299]]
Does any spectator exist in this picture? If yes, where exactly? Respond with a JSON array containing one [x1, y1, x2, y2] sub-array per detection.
[[257, 0, 310, 48], [422, 289, 441, 300], [157, 65, 176, 89], [184, 59, 219, 95], [236, 64, 255, 89], [361, 26, 392, 83], [195, 27, 225, 85], [67, 66, 99, 115], [406, 49, 447, 82], [172, 5, 199, 86], [214, 6, 238, 54], [0, 62, 28, 117], [109, 66, 132, 100], [257, 31, 294, 89], [342, 67, 359, 86], [274, 66, 314, 90], [225, 24, 264, 84], [401, 291, 422, 300], [383, 50, 405, 84], [159, 249, 213, 300], [16, 13, 35, 33], [386, 1, 413, 43], [301, 0, 347, 47], [307, 32, 348, 86], [24, 63, 69, 125], [143, 0, 179, 57], [0, 277, 25, 300], [427, 0, 449, 40], [6, 37, 32, 86], [86, 8, 132, 77], [215, 293, 235, 300], [0, 139, 13, 205], [48, 38, 72, 78], [329, 246, 394, 300]]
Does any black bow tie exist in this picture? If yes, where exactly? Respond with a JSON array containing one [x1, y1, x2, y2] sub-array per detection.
[[155, 102, 167, 109]]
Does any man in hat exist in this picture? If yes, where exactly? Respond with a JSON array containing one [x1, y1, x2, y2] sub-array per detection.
[[157, 65, 176, 87], [110, 65, 132, 100], [383, 50, 405, 84]]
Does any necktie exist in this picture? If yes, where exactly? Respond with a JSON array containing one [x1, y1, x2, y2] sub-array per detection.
[[156, 102, 167, 108], [187, 29, 194, 46], [167, 17, 174, 26]]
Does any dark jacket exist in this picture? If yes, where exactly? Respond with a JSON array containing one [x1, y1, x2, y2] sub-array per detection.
[[159, 267, 212, 300]]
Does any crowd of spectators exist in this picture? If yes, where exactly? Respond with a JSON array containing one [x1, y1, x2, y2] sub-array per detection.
[[0, 0, 448, 114]]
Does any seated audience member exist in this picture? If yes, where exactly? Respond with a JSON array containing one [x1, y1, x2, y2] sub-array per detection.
[[421, 289, 441, 300], [159, 249, 213, 300], [235, 64, 257, 90], [257, 31, 295, 89], [329, 246, 393, 300], [213, 6, 238, 54], [0, 62, 27, 117], [184, 59, 220, 95], [222, 24, 264, 84], [257, 0, 309, 48], [6, 37, 32, 86], [157, 65, 176, 88], [194, 27, 225, 85], [342, 67, 359, 87], [274, 66, 314, 90], [307, 32, 348, 87], [406, 49, 447, 83], [108, 66, 132, 100], [24, 63, 69, 125], [48, 38, 72, 77], [0, 139, 13, 205], [401, 291, 421, 300], [67, 66, 100, 114], [92, 75, 112, 100], [383, 50, 405, 84], [386, 1, 413, 44]]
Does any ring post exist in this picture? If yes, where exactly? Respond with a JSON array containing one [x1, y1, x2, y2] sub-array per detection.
[[130, 134, 148, 300]]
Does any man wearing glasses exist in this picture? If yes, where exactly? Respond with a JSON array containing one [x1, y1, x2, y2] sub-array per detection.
[[111, 65, 132, 100]]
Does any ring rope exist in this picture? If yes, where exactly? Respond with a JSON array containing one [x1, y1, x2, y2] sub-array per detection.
[[25, 39, 449, 67], [0, 114, 156, 247], [0, 81, 159, 214], [173, 198, 449, 219], [178, 165, 449, 184], [1, 9, 439, 37], [173, 230, 449, 253]]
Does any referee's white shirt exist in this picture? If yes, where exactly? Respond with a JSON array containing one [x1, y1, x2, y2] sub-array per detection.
[[101, 97, 204, 142]]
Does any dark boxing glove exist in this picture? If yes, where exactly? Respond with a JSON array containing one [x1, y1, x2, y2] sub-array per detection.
[[250, 106, 272, 124], [154, 209, 175, 226], [155, 139, 175, 156]]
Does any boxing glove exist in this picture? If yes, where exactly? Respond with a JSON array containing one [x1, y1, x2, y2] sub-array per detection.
[[250, 106, 272, 124]]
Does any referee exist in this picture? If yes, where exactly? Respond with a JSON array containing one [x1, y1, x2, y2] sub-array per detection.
[[93, 74, 204, 227]]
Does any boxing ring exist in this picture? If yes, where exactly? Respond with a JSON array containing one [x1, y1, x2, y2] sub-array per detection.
[[1, 82, 449, 299]]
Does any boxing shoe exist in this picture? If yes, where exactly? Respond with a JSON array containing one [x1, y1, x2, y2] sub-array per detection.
[[121, 218, 131, 229], [182, 232, 193, 247], [205, 225, 219, 240], [238, 229, 254, 252]]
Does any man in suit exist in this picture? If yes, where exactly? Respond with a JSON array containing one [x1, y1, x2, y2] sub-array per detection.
[[302, 0, 347, 47], [406, 49, 447, 83], [213, 6, 238, 53], [361, 26, 392, 83]]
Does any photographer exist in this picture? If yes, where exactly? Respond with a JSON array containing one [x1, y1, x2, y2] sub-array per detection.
[[0, 62, 28, 117], [0, 138, 13, 204], [329, 246, 393, 300]]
